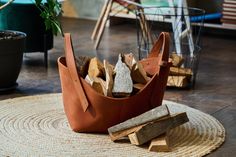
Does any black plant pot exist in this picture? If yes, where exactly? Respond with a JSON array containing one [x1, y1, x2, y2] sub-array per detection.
[[0, 30, 26, 91]]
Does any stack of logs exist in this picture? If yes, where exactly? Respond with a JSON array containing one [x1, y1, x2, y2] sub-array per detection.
[[75, 53, 151, 98], [167, 53, 193, 88], [108, 105, 189, 152]]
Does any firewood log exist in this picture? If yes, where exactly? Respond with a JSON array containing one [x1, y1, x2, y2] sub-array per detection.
[[131, 62, 150, 84], [128, 112, 189, 145], [112, 54, 133, 97], [170, 53, 184, 67], [133, 83, 145, 91], [108, 104, 170, 141], [85, 75, 106, 95], [104, 60, 114, 97], [123, 53, 150, 84], [75, 56, 91, 78], [123, 53, 136, 70], [148, 132, 171, 152], [169, 67, 193, 76], [88, 57, 105, 78], [167, 76, 189, 88]]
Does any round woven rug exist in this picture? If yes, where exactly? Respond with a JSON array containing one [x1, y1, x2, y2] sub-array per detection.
[[0, 93, 225, 157]]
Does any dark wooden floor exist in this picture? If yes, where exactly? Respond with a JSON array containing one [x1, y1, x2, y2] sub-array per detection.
[[0, 17, 235, 156]]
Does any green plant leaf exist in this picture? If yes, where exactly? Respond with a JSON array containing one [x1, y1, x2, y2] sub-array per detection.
[[54, 4, 62, 16], [34, 0, 63, 36]]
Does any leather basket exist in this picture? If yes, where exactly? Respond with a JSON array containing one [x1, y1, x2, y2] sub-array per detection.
[[58, 32, 171, 133]]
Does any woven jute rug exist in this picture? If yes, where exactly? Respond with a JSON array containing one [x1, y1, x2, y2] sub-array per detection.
[[0, 93, 225, 157]]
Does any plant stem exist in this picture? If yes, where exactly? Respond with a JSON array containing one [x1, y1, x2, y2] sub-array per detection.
[[0, 0, 14, 10]]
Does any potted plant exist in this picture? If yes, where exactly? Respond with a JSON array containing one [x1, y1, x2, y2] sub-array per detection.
[[0, 0, 63, 92], [0, 0, 26, 91]]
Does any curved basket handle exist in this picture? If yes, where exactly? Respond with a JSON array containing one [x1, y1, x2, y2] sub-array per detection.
[[148, 32, 170, 64], [64, 33, 89, 112]]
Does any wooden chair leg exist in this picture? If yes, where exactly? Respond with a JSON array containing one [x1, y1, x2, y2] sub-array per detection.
[[94, 0, 113, 49], [91, 0, 111, 40]]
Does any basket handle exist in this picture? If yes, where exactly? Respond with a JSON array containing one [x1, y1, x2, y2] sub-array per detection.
[[148, 32, 170, 65], [64, 33, 89, 112]]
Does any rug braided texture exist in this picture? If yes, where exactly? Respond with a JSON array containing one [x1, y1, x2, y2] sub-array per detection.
[[0, 93, 225, 157]]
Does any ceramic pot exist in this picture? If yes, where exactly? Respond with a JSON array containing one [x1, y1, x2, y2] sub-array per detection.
[[0, 30, 26, 91]]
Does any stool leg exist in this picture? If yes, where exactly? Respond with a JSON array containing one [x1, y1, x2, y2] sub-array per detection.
[[94, 0, 113, 49], [44, 34, 48, 68], [91, 0, 110, 40]]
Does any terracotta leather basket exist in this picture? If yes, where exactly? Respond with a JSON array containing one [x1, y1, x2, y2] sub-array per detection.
[[58, 32, 171, 133]]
